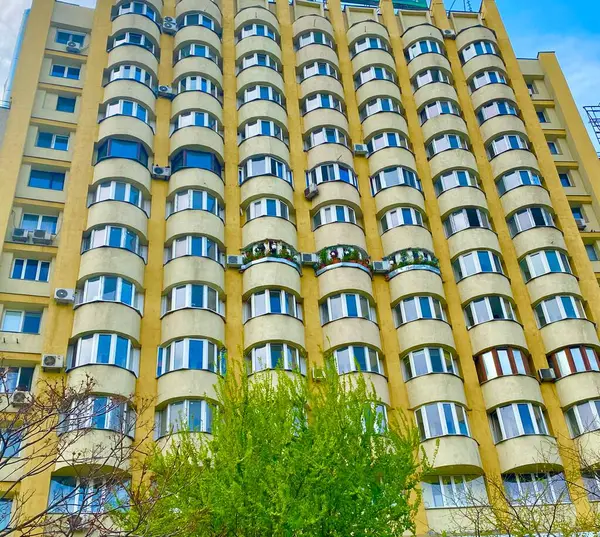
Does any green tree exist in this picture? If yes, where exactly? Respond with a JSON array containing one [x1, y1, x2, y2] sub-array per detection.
[[118, 363, 426, 537]]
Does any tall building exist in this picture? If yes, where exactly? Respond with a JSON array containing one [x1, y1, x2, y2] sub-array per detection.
[[1, 0, 600, 532]]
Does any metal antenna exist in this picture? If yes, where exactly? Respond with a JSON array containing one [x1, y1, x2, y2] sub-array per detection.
[[584, 105, 600, 150]]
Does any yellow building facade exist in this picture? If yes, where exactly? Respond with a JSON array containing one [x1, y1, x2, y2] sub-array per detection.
[[1, 0, 600, 532]]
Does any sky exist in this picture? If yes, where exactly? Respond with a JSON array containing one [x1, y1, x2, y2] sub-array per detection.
[[0, 0, 598, 146]]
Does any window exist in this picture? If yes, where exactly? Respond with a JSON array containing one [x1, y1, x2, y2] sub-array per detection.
[[239, 85, 283, 106], [0, 429, 22, 458], [112, 32, 156, 55], [423, 475, 487, 508], [571, 206, 585, 221], [179, 12, 217, 31], [238, 155, 292, 184], [413, 68, 450, 90], [426, 133, 469, 158], [240, 118, 286, 142], [239, 52, 280, 72], [301, 93, 344, 115], [503, 473, 569, 505], [366, 131, 408, 154], [406, 39, 443, 61], [67, 333, 139, 373], [313, 205, 356, 228], [520, 249, 571, 281], [90, 180, 148, 214], [359, 97, 401, 121], [245, 198, 289, 221], [11, 259, 50, 282], [415, 402, 470, 440], [245, 343, 306, 375], [0, 367, 34, 393], [48, 477, 128, 514], [105, 99, 148, 123], [77, 275, 142, 311], [370, 166, 421, 195], [174, 111, 222, 134], [305, 127, 347, 149], [36, 131, 69, 151], [452, 250, 503, 281], [507, 206, 554, 237], [419, 100, 460, 124], [537, 110, 548, 123], [56, 96, 76, 113], [155, 399, 213, 437], [469, 69, 507, 92], [28, 169, 65, 191], [334, 345, 383, 375], [547, 141, 560, 155], [239, 23, 277, 42], [21, 214, 58, 234], [534, 295, 586, 327], [243, 289, 302, 321], [351, 36, 389, 56], [476, 100, 518, 124], [489, 402, 548, 443], [109, 64, 153, 88], [176, 42, 220, 63], [306, 162, 357, 188], [320, 293, 376, 324], [549, 345, 600, 378], [171, 149, 222, 177], [394, 296, 445, 326], [354, 66, 395, 88], [164, 235, 224, 265], [178, 75, 222, 99], [403, 347, 458, 380], [434, 169, 478, 195], [565, 399, 600, 437], [97, 138, 149, 166], [55, 30, 85, 45], [487, 134, 528, 159], [496, 169, 542, 196], [443, 207, 490, 237], [526, 82, 537, 95], [559, 172, 572, 187], [460, 40, 498, 63], [117, 1, 157, 20], [586, 243, 599, 261], [50, 64, 80, 80], [167, 189, 224, 219], [2, 311, 41, 334], [475, 347, 530, 382], [299, 60, 338, 81], [61, 396, 135, 436], [157, 338, 224, 376], [162, 284, 224, 316], [81, 226, 145, 259], [380, 207, 424, 232], [464, 295, 516, 328], [296, 31, 334, 49]]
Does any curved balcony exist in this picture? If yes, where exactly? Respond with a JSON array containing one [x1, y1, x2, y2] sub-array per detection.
[[241, 239, 301, 275], [388, 265, 443, 306], [309, 181, 361, 210], [93, 157, 152, 193], [87, 201, 148, 241], [112, 13, 161, 44], [381, 225, 434, 258], [322, 318, 381, 351], [407, 52, 451, 80], [315, 245, 372, 279], [103, 78, 157, 113], [240, 175, 293, 207], [72, 302, 141, 343], [368, 147, 415, 179], [347, 20, 389, 46], [238, 98, 287, 128], [340, 372, 390, 406], [468, 320, 527, 356], [405, 373, 465, 409], [447, 227, 500, 259], [174, 56, 222, 87], [316, 264, 373, 298], [480, 115, 527, 145], [67, 362, 136, 398], [413, 82, 457, 110], [362, 112, 408, 142], [457, 272, 512, 306], [298, 72, 344, 101], [462, 53, 506, 82], [351, 49, 395, 76], [164, 255, 224, 293], [540, 318, 599, 355], [437, 186, 486, 219], [292, 14, 333, 40], [374, 184, 424, 215], [356, 80, 401, 110], [480, 375, 542, 411], [307, 144, 352, 170], [496, 435, 561, 474], [402, 23, 443, 48], [171, 88, 223, 121], [313, 222, 366, 252], [243, 259, 301, 295], [165, 209, 224, 245], [500, 185, 550, 218], [244, 314, 305, 350], [55, 429, 131, 472], [422, 114, 469, 145], [107, 44, 158, 77], [575, 431, 600, 469], [525, 272, 580, 306], [429, 148, 476, 179], [470, 82, 515, 112], [79, 246, 145, 288], [235, 36, 281, 63], [396, 319, 455, 354], [556, 372, 600, 409], [242, 216, 297, 249], [171, 128, 224, 162], [455, 25, 498, 52], [98, 115, 154, 152], [157, 369, 218, 406], [176, 0, 221, 23], [234, 6, 279, 34], [175, 26, 222, 55], [295, 45, 339, 71], [512, 226, 565, 259], [168, 167, 225, 200], [421, 436, 483, 473], [303, 108, 348, 135], [161, 308, 225, 346], [239, 136, 289, 166]]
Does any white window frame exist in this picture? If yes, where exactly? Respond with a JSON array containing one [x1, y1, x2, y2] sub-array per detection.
[[302, 93, 344, 114], [164, 235, 225, 265], [239, 23, 277, 41], [176, 42, 219, 63], [413, 68, 450, 90], [487, 134, 528, 158], [62, 395, 135, 436], [477, 100, 518, 123], [380, 206, 424, 232], [69, 333, 140, 374], [1, 311, 41, 334], [300, 61, 338, 81], [240, 52, 280, 72], [366, 131, 408, 154], [520, 249, 571, 281], [306, 162, 358, 188], [82, 226, 145, 259], [351, 36, 388, 57], [112, 32, 155, 54], [434, 169, 478, 195], [11, 259, 50, 282], [36, 131, 69, 151], [407, 39, 442, 60], [155, 399, 213, 438], [246, 343, 307, 375], [359, 97, 401, 121], [370, 166, 421, 194], [109, 64, 153, 87], [117, 1, 156, 20], [503, 472, 569, 506], [167, 189, 224, 219], [469, 69, 507, 91], [245, 198, 289, 221], [452, 250, 503, 281], [21, 213, 58, 233], [297, 31, 334, 49], [507, 206, 554, 236], [243, 289, 303, 322], [423, 475, 487, 509], [460, 40, 498, 63], [90, 180, 149, 214], [178, 75, 221, 99], [162, 283, 225, 316], [394, 296, 446, 326], [77, 275, 143, 312], [355, 65, 395, 87], [566, 400, 600, 437], [157, 338, 223, 376], [496, 169, 542, 196], [464, 295, 516, 327], [443, 207, 490, 236], [419, 100, 460, 124], [180, 12, 216, 31], [535, 295, 586, 327], [402, 347, 458, 380], [415, 402, 470, 440], [240, 84, 283, 106], [305, 127, 348, 149], [238, 155, 293, 184], [312, 204, 356, 229], [426, 133, 469, 158], [320, 293, 377, 324], [239, 119, 284, 143], [334, 345, 383, 375], [174, 111, 221, 134], [490, 402, 548, 443]]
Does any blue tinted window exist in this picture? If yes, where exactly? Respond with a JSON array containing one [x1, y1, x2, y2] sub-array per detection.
[[346, 295, 358, 317], [24, 260, 39, 280], [478, 251, 493, 272], [37, 132, 53, 148], [189, 339, 204, 369], [115, 336, 129, 367], [56, 96, 75, 112], [354, 346, 367, 371], [561, 296, 577, 318], [48, 477, 77, 513], [97, 334, 112, 363], [419, 297, 432, 318], [11, 260, 23, 279], [28, 170, 65, 191], [443, 404, 456, 434], [121, 280, 133, 305], [103, 277, 118, 301], [518, 404, 535, 434], [22, 312, 41, 334], [546, 251, 561, 272], [39, 262, 50, 281]]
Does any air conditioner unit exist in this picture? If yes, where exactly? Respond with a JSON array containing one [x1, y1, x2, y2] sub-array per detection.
[[353, 143, 368, 156], [54, 288, 75, 304], [443, 29, 456, 39], [31, 230, 53, 245], [162, 17, 178, 35], [575, 218, 587, 231], [152, 165, 171, 180], [304, 184, 318, 200], [10, 390, 31, 406], [372, 260, 390, 274], [301, 253, 318, 266], [42, 354, 65, 371], [157, 85, 175, 99], [66, 41, 82, 53], [538, 368, 556, 382], [226, 255, 244, 268], [312, 367, 326, 382], [11, 228, 29, 243]]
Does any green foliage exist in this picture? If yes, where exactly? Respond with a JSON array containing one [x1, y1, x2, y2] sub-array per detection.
[[117, 364, 426, 537]]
